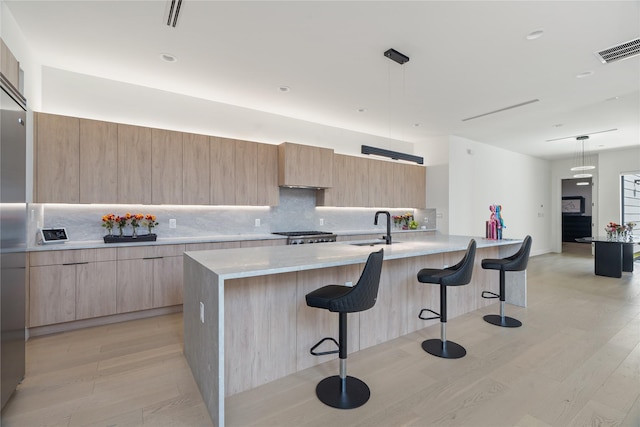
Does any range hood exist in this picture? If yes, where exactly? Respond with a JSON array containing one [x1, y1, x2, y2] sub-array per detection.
[[278, 142, 334, 189]]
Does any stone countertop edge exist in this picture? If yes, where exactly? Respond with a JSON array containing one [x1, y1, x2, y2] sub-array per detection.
[[184, 235, 523, 280], [26, 229, 438, 252], [27, 233, 287, 252]]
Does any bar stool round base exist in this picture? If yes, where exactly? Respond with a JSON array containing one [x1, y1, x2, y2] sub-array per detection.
[[421, 339, 466, 359], [483, 314, 522, 328], [315, 375, 370, 409]]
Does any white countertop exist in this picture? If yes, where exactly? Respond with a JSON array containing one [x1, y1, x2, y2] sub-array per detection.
[[185, 234, 522, 280], [27, 229, 437, 252], [27, 233, 286, 251]]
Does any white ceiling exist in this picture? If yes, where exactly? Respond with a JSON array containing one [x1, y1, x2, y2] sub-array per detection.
[[5, 0, 640, 160]]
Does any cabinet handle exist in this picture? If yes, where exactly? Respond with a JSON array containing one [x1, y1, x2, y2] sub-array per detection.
[[143, 256, 164, 260], [62, 262, 89, 265]]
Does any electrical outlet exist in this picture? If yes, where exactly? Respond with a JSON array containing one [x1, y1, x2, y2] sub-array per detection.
[[169, 219, 177, 229], [200, 302, 205, 323], [319, 218, 324, 226], [254, 218, 261, 227]]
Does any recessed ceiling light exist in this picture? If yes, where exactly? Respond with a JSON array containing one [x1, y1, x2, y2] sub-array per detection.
[[278, 86, 291, 93], [159, 53, 177, 63], [576, 71, 595, 78], [526, 29, 544, 40]]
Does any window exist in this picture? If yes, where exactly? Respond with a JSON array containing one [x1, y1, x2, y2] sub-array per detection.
[[621, 173, 640, 239]]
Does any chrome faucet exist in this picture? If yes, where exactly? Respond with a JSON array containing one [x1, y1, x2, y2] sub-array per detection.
[[374, 211, 392, 245]]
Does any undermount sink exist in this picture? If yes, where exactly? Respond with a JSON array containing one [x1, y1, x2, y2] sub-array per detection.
[[350, 240, 402, 247]]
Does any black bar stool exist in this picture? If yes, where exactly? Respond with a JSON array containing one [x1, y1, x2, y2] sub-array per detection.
[[417, 239, 476, 359], [481, 235, 532, 328], [305, 249, 384, 409]]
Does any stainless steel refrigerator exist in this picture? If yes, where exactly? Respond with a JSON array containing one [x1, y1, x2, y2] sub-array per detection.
[[0, 72, 27, 411]]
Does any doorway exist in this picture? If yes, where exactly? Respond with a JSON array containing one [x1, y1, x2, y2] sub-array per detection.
[[561, 177, 593, 254]]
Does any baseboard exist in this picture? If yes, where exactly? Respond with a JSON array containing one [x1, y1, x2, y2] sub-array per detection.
[[27, 305, 183, 338]]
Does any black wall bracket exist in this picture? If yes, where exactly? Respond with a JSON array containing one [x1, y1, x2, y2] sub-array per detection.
[[384, 48, 410, 65]]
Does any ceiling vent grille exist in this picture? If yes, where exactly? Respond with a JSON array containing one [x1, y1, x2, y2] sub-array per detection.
[[594, 38, 640, 64]]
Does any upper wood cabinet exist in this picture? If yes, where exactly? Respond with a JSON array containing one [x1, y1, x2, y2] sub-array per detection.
[[256, 143, 279, 206], [317, 153, 426, 208], [152, 129, 183, 204], [317, 154, 368, 207], [210, 137, 278, 206], [234, 139, 258, 205], [278, 142, 333, 188], [210, 136, 236, 205], [117, 124, 152, 204], [79, 118, 118, 203], [183, 133, 210, 205], [35, 113, 80, 203], [1, 38, 20, 91]]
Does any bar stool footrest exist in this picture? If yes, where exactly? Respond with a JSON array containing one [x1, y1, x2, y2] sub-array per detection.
[[481, 291, 500, 299], [483, 314, 522, 328], [310, 337, 339, 356], [421, 338, 466, 359], [418, 308, 440, 321], [316, 375, 370, 409]]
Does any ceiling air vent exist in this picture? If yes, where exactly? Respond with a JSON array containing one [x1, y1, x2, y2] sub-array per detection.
[[594, 38, 640, 64]]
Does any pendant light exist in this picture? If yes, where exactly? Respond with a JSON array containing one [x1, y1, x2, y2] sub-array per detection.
[[571, 135, 595, 178]]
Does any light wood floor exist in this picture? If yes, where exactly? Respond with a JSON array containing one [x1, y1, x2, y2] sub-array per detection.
[[3, 243, 639, 427]]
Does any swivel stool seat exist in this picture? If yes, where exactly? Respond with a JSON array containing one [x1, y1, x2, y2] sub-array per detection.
[[417, 239, 476, 359], [481, 235, 532, 328], [305, 249, 384, 409]]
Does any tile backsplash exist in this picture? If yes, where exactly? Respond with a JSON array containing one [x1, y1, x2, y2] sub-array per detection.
[[28, 188, 436, 247]]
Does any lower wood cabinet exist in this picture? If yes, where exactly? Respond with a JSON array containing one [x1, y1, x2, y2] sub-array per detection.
[[28, 240, 286, 328], [29, 264, 76, 327], [76, 261, 117, 320], [29, 248, 117, 327], [116, 244, 185, 314]]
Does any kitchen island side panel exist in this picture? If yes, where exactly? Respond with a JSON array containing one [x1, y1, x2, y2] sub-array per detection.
[[183, 255, 222, 427]]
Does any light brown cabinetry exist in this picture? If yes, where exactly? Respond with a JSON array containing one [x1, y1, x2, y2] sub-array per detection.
[[116, 244, 185, 314], [33, 113, 280, 206], [234, 139, 258, 205], [35, 113, 80, 203], [79, 119, 118, 203], [317, 154, 368, 207], [29, 248, 117, 327], [1, 38, 20, 91], [257, 143, 279, 206], [183, 133, 210, 205], [76, 261, 117, 319], [29, 264, 75, 327], [152, 129, 183, 204], [318, 153, 426, 208], [28, 239, 287, 328], [278, 142, 333, 188], [117, 124, 152, 204], [210, 137, 278, 206], [210, 136, 236, 205]]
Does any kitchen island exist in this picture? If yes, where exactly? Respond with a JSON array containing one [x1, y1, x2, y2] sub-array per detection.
[[183, 235, 524, 427]]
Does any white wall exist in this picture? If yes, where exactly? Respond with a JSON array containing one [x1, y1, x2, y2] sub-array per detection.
[[449, 135, 552, 256], [597, 146, 640, 234], [40, 66, 416, 159]]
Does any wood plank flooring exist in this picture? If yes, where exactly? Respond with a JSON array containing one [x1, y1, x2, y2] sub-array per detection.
[[2, 243, 639, 426]]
